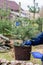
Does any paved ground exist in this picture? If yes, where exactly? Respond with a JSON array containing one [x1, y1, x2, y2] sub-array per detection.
[[0, 59, 40, 65]]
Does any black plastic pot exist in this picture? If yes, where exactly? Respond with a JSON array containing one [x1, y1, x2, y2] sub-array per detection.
[[14, 43, 32, 60]]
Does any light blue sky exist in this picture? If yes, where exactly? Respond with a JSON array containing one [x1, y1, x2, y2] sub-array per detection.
[[10, 0, 43, 10]]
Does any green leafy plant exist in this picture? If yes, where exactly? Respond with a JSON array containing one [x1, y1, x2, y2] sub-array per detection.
[[12, 18, 39, 40]]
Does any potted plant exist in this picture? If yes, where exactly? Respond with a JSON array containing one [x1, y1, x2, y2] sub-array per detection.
[[13, 18, 33, 60]]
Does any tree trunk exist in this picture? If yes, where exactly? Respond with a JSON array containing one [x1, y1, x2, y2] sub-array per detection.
[[33, 0, 35, 19], [39, 20, 42, 32]]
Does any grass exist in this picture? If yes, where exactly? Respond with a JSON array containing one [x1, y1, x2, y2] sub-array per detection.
[[30, 46, 42, 65], [0, 51, 14, 61], [30, 55, 41, 65]]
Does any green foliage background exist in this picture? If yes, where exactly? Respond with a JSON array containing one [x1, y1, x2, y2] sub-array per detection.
[[0, 9, 43, 40]]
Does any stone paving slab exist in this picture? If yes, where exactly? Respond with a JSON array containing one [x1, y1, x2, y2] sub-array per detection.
[[0, 58, 40, 65]]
